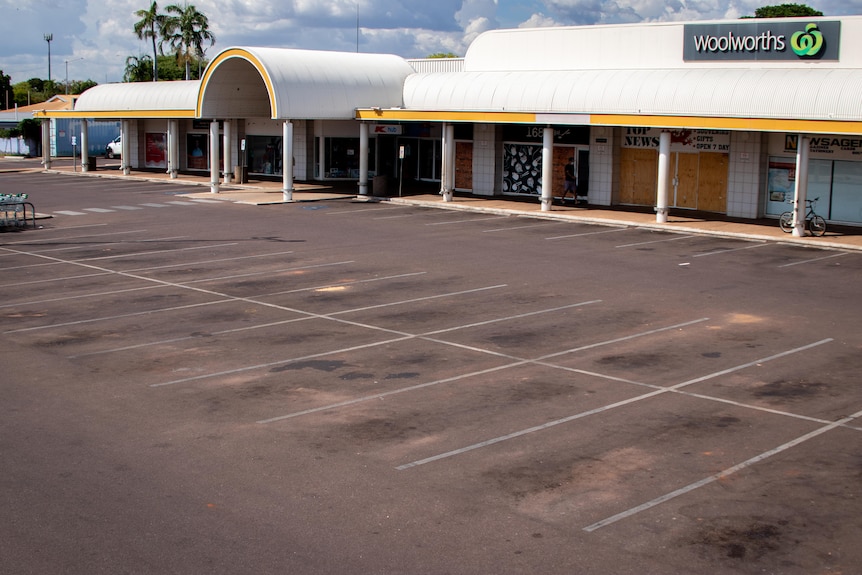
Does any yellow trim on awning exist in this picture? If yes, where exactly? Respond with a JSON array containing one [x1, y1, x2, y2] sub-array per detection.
[[198, 49, 278, 119], [594, 114, 862, 134], [356, 109, 536, 123], [356, 108, 862, 135], [35, 109, 197, 119]]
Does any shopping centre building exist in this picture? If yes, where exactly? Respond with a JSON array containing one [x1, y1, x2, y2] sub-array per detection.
[[39, 16, 862, 231]]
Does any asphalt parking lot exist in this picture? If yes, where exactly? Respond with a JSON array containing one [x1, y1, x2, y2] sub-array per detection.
[[2, 170, 861, 574]]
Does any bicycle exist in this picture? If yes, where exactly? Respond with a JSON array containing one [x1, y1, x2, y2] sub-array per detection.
[[779, 196, 827, 237]]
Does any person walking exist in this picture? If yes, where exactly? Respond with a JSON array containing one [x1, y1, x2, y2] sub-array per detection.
[[561, 159, 577, 203]]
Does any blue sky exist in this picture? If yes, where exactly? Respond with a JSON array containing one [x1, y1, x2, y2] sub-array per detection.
[[1, 0, 860, 87]]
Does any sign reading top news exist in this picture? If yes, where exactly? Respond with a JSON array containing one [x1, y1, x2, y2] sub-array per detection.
[[684, 20, 840, 61]]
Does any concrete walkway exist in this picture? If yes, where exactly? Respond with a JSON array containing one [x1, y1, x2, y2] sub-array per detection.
[[26, 158, 862, 252]]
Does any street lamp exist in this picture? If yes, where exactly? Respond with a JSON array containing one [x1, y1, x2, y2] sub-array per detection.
[[44, 33, 53, 82], [65, 57, 84, 94]]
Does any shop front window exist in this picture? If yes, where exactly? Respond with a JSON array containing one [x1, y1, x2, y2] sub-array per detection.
[[325, 137, 360, 178], [187, 133, 208, 171], [247, 136, 283, 175]]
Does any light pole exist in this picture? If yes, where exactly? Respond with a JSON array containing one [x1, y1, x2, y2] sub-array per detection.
[[65, 57, 84, 94], [44, 34, 53, 82]]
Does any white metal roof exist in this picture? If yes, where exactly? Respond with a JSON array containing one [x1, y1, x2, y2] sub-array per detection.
[[403, 67, 862, 123], [464, 16, 862, 71], [198, 47, 414, 120], [72, 81, 200, 117]]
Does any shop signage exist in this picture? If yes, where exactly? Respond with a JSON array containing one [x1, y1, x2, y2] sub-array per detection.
[[784, 133, 862, 158], [684, 21, 840, 61], [373, 124, 402, 135], [622, 128, 730, 152], [502, 124, 590, 145]]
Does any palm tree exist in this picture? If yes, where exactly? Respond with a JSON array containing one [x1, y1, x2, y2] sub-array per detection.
[[164, 3, 215, 81], [133, 2, 167, 82]]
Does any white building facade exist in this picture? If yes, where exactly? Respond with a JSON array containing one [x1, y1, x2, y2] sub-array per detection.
[[41, 16, 862, 227]]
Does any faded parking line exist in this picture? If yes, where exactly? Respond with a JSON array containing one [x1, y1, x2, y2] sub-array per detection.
[[395, 338, 831, 471]]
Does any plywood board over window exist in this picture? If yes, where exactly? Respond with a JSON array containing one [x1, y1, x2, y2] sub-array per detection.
[[620, 147, 657, 205], [697, 152, 729, 213], [455, 141, 473, 190]]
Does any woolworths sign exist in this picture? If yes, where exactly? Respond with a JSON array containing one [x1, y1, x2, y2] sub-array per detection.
[[684, 21, 840, 61]]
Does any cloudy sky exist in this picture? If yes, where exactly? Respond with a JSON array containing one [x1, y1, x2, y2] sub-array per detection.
[[2, 0, 859, 85]]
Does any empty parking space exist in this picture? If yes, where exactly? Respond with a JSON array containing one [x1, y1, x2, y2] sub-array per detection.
[[3, 171, 861, 574]]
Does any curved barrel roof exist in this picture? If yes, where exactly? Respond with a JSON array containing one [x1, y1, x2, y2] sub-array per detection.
[[197, 47, 415, 120], [72, 81, 200, 118], [403, 68, 862, 123]]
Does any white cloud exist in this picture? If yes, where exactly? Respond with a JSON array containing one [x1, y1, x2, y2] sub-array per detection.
[[3, 0, 862, 85], [517, 13, 561, 28]]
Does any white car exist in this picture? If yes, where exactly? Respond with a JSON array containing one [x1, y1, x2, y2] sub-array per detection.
[[105, 136, 122, 159]]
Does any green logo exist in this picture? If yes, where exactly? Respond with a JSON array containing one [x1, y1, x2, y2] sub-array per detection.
[[791, 23, 824, 57]]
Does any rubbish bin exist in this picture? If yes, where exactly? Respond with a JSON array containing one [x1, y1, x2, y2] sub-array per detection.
[[86, 156, 97, 171], [373, 175, 388, 197], [234, 165, 247, 184]]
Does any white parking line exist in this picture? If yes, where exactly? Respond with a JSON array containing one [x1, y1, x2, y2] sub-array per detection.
[[111, 205, 145, 210], [425, 216, 510, 226], [258, 317, 708, 425], [546, 228, 628, 240], [615, 235, 693, 248], [83, 208, 116, 213], [692, 242, 769, 257], [484, 222, 564, 233], [778, 251, 850, 267], [394, 339, 832, 470], [583, 402, 859, 532]]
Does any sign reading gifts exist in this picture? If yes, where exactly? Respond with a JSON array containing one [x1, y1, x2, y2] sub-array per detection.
[[622, 128, 731, 152]]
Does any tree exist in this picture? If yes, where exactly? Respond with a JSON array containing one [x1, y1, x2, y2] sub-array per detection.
[[134, 2, 167, 81], [18, 118, 42, 157], [0, 70, 11, 110], [124, 55, 154, 82], [744, 4, 824, 18], [163, 3, 215, 81], [427, 52, 460, 58]]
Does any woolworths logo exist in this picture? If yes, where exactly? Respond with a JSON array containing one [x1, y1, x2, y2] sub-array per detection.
[[684, 21, 840, 61], [790, 23, 824, 56]]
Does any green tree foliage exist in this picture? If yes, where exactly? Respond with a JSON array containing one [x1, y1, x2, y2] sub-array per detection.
[[744, 3, 824, 18], [163, 3, 215, 81], [427, 52, 460, 58], [0, 70, 12, 110], [134, 2, 168, 82], [6, 76, 96, 106], [124, 54, 205, 82]]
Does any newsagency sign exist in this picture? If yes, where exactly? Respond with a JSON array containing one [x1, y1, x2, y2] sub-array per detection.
[[684, 21, 840, 61]]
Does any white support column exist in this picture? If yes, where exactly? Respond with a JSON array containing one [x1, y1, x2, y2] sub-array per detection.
[[540, 127, 554, 211], [440, 122, 451, 201], [170, 120, 179, 179], [80, 119, 89, 172], [41, 119, 51, 169], [121, 120, 131, 175], [165, 122, 172, 175], [793, 134, 810, 237], [446, 123, 456, 199], [166, 120, 176, 178], [655, 130, 671, 223], [358, 122, 369, 196], [283, 120, 294, 202], [209, 120, 220, 194], [223, 119, 232, 184], [318, 125, 326, 180]]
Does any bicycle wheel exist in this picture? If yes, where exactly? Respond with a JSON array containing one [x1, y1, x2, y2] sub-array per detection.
[[778, 211, 794, 233], [809, 215, 827, 236]]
